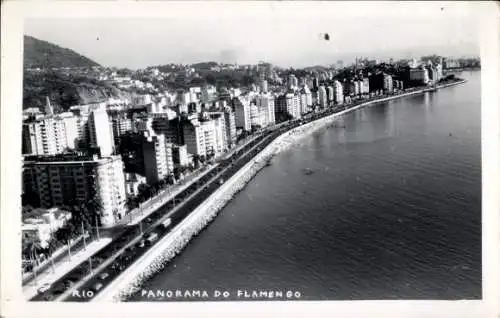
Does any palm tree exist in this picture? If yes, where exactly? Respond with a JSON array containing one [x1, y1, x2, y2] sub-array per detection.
[[46, 239, 57, 273], [25, 235, 42, 284], [87, 198, 103, 240]]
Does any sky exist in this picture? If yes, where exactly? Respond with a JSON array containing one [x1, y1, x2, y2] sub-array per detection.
[[23, 2, 481, 69]]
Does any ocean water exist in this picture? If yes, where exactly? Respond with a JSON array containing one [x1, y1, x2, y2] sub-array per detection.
[[135, 71, 481, 301]]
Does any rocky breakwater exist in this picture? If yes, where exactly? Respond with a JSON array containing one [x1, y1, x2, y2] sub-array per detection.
[[96, 144, 282, 302]]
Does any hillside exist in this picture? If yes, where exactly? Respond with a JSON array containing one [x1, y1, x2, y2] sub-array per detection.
[[24, 35, 100, 69], [23, 71, 133, 112]]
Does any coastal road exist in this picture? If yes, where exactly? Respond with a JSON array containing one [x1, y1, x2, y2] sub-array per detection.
[[63, 130, 283, 301]]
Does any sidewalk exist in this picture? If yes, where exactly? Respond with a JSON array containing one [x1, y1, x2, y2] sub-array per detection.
[[23, 238, 112, 300], [123, 164, 217, 226], [22, 234, 89, 284]]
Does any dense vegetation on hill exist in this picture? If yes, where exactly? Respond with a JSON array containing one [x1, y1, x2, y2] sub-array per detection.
[[23, 36, 133, 111], [23, 71, 132, 111], [24, 35, 100, 69]]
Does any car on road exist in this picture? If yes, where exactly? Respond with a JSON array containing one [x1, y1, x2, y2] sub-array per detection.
[[37, 283, 51, 294], [125, 245, 136, 253], [145, 217, 153, 223], [91, 282, 104, 292], [43, 294, 55, 301], [98, 272, 110, 280], [136, 239, 146, 248], [52, 284, 67, 295], [63, 279, 75, 288]]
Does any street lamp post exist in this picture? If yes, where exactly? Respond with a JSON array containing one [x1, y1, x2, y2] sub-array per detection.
[[95, 215, 100, 240], [30, 252, 38, 286], [81, 221, 87, 251], [49, 226, 56, 273], [67, 240, 72, 262]]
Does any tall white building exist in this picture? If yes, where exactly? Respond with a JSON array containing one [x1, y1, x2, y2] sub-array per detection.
[[276, 93, 301, 119], [183, 117, 217, 157], [233, 96, 252, 132], [88, 108, 114, 157], [58, 113, 79, 150], [410, 65, 430, 85], [354, 81, 361, 95], [255, 94, 276, 126], [260, 79, 268, 93], [201, 85, 217, 104], [141, 131, 174, 185], [288, 74, 298, 90], [318, 86, 328, 108], [362, 78, 370, 94], [223, 108, 237, 148], [23, 116, 69, 156], [333, 80, 344, 104], [326, 86, 334, 104], [23, 155, 126, 227], [208, 113, 228, 154], [383, 74, 394, 92]]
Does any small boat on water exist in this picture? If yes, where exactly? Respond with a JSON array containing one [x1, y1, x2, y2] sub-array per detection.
[[303, 168, 314, 175], [265, 159, 272, 166]]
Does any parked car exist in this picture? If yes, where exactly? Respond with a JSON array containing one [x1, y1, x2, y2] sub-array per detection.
[[43, 294, 55, 301], [37, 283, 51, 294]]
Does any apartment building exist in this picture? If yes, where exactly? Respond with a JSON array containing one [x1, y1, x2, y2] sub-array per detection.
[[23, 116, 70, 156], [142, 131, 174, 185], [183, 117, 217, 158], [255, 93, 276, 127], [23, 154, 126, 227], [88, 108, 114, 157], [276, 93, 301, 119], [233, 96, 252, 132]]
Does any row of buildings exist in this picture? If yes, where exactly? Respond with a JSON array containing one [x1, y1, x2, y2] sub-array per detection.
[[21, 58, 448, 229]]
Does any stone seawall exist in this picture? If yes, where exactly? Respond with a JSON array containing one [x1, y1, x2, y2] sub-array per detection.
[[94, 79, 466, 302]]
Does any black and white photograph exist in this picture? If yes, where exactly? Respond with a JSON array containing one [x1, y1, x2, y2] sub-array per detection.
[[1, 1, 499, 318]]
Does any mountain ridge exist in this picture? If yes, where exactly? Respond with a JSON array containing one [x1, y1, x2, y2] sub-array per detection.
[[24, 35, 101, 69]]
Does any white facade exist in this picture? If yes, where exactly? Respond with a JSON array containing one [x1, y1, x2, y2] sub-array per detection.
[[183, 118, 217, 157], [318, 86, 328, 108], [22, 117, 68, 156], [362, 78, 370, 94], [277, 93, 301, 119], [23, 155, 127, 227], [211, 114, 227, 154], [326, 86, 334, 103], [255, 94, 276, 126], [88, 108, 114, 157], [260, 80, 268, 93], [57, 112, 79, 150], [383, 74, 394, 92], [410, 66, 430, 84], [142, 131, 174, 185], [233, 96, 252, 131], [334, 80, 344, 104]]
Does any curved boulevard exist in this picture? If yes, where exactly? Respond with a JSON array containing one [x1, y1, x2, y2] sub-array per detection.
[[30, 78, 466, 302]]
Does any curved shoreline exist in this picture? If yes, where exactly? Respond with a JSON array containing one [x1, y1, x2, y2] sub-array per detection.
[[94, 79, 466, 302]]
